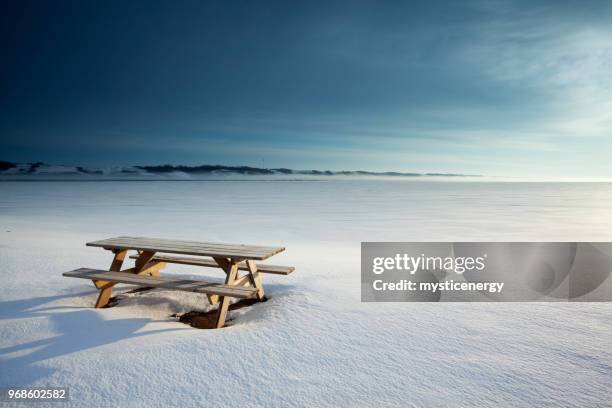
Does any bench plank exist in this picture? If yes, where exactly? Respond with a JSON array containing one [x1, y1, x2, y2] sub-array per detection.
[[87, 236, 285, 260], [64, 268, 257, 299], [128, 254, 294, 275]]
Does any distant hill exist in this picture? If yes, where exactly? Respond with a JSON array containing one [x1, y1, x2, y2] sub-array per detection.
[[0, 161, 480, 179]]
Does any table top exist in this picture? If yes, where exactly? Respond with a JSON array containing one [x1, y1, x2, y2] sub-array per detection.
[[87, 236, 285, 260]]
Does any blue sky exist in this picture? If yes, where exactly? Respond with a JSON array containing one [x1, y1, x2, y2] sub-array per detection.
[[1, 0, 611, 177]]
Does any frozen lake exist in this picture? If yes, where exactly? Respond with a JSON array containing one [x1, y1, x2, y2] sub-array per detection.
[[1, 180, 611, 407], [3, 179, 612, 242]]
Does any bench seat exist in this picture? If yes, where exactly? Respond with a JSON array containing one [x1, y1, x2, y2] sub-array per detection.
[[128, 254, 295, 275], [63, 268, 258, 299]]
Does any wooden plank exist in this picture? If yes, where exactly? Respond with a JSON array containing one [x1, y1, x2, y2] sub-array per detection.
[[94, 236, 279, 251], [212, 256, 231, 271], [94, 249, 128, 307], [110, 250, 127, 271], [93, 249, 127, 289], [97, 251, 161, 291], [63, 268, 257, 299], [147, 261, 165, 277], [91, 237, 281, 254], [95, 261, 165, 290], [246, 259, 265, 300], [207, 257, 230, 305], [87, 236, 285, 260], [232, 274, 252, 288], [215, 261, 239, 328], [135, 251, 156, 271], [95, 286, 113, 308], [128, 254, 294, 275]]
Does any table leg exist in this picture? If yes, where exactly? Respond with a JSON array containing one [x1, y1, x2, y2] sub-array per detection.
[[94, 250, 157, 308], [245, 260, 265, 300], [208, 257, 231, 305], [93, 249, 127, 289], [95, 286, 114, 308], [215, 261, 239, 328], [209, 258, 266, 305]]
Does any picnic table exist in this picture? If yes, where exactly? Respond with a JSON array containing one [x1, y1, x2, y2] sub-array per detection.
[[63, 236, 294, 328]]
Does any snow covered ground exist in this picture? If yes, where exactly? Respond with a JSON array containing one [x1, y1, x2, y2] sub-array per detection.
[[1, 180, 611, 407]]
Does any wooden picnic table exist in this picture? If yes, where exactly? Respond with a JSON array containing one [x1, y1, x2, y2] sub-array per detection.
[[63, 236, 294, 328]]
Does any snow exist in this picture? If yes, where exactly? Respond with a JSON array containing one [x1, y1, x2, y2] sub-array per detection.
[[1, 180, 611, 407]]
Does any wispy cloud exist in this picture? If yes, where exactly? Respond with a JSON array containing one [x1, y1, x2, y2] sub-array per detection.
[[2, 0, 610, 177], [460, 1, 612, 140]]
